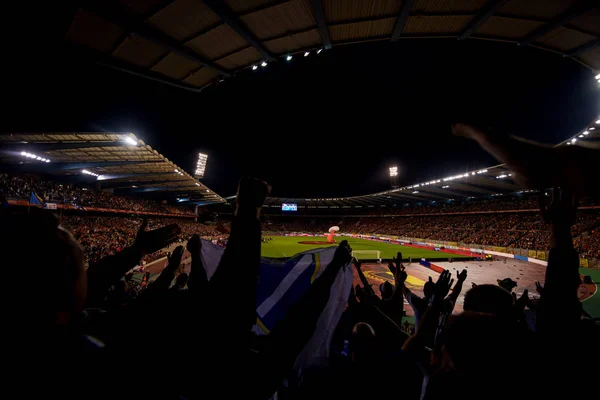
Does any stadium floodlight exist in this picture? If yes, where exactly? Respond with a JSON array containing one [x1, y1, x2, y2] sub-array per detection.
[[583, 130, 589, 135], [596, 74, 600, 79], [571, 138, 577, 143], [304, 51, 310, 57], [286, 55, 292, 61], [579, 134, 584, 138], [195, 153, 208, 178], [566, 142, 571, 145], [596, 120, 600, 124], [261, 61, 267, 67], [123, 136, 138, 146], [590, 127, 595, 130], [252, 65, 258, 70], [20, 151, 50, 162], [317, 48, 323, 54], [195, 183, 200, 186], [206, 189, 210, 193], [82, 169, 99, 177], [412, 191, 419, 194], [389, 166, 398, 177], [442, 185, 449, 188]]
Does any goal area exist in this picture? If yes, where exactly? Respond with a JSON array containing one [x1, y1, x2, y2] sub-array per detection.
[[351, 250, 381, 260]]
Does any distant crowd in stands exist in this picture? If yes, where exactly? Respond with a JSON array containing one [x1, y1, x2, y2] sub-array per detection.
[[61, 215, 226, 267], [0, 173, 194, 215], [261, 209, 600, 260]]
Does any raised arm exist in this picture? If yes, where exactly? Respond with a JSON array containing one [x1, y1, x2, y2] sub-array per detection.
[[402, 270, 453, 356], [207, 177, 270, 336], [536, 188, 581, 334], [86, 219, 181, 307], [445, 269, 467, 303], [147, 246, 184, 292], [186, 234, 207, 292], [353, 258, 377, 299]]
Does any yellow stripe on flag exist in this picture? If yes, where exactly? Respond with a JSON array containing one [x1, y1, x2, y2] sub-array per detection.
[[310, 253, 321, 283]]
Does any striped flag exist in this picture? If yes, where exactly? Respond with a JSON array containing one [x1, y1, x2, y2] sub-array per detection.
[[200, 240, 353, 368], [29, 192, 46, 208]]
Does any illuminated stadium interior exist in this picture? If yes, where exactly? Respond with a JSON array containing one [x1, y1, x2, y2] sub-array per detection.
[[2, 1, 600, 398]]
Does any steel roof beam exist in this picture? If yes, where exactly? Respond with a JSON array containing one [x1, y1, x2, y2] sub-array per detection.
[[565, 38, 600, 57], [202, 0, 274, 61], [458, 0, 510, 40], [391, 0, 414, 42], [50, 161, 160, 170], [3, 142, 126, 151], [311, 0, 332, 49], [83, 1, 230, 76], [519, 1, 596, 46], [102, 179, 190, 188]]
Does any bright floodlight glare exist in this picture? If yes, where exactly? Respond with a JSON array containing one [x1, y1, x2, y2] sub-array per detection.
[[571, 138, 577, 143], [124, 136, 137, 146], [579, 135, 584, 138], [195, 153, 208, 178], [45, 159, 50, 163], [252, 65, 258, 70], [317, 48, 322, 54], [389, 166, 398, 177], [596, 73, 600, 79], [583, 130, 589, 135], [304, 51, 310, 57], [261, 61, 267, 67], [20, 151, 26, 156], [596, 120, 600, 124], [286, 55, 292, 61]]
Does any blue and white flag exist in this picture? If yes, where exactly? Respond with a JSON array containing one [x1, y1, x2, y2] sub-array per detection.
[[199, 240, 353, 369]]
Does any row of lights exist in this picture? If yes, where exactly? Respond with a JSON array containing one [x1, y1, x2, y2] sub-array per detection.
[[251, 48, 324, 71], [496, 173, 512, 179], [566, 75, 599, 145], [174, 169, 184, 176], [567, 120, 597, 145], [20, 151, 50, 163], [82, 169, 99, 177]]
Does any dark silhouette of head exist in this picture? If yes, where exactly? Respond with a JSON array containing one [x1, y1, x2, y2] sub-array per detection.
[[423, 277, 435, 298], [379, 281, 394, 300], [350, 322, 377, 362], [0, 209, 86, 328], [464, 284, 515, 318]]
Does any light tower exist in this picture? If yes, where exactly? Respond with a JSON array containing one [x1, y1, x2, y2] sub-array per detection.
[[195, 153, 208, 179], [389, 166, 399, 188]]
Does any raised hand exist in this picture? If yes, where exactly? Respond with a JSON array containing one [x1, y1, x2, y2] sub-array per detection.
[[186, 234, 202, 256], [167, 246, 184, 270], [432, 270, 453, 304], [333, 240, 352, 265], [134, 218, 181, 255], [457, 269, 468, 282], [540, 187, 577, 228], [235, 177, 271, 216]]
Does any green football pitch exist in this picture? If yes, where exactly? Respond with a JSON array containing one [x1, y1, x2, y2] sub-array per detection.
[[260, 235, 470, 260]]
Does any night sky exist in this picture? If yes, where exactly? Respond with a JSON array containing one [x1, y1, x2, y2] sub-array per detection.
[[4, 24, 600, 198]]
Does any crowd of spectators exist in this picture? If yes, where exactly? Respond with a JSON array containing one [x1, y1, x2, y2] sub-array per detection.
[[0, 173, 195, 215], [260, 210, 600, 259], [3, 174, 596, 399], [61, 215, 223, 267]]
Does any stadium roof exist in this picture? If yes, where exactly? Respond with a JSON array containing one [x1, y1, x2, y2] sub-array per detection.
[[262, 164, 525, 208], [0, 132, 226, 205], [63, 0, 600, 92], [260, 117, 600, 208]]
